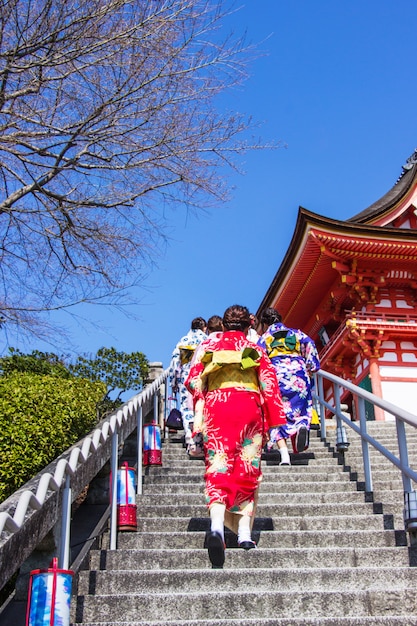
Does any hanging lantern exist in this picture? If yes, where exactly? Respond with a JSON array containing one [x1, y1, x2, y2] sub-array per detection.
[[116, 462, 137, 531], [25, 557, 73, 626], [143, 423, 162, 466], [336, 424, 350, 453], [404, 490, 417, 534]]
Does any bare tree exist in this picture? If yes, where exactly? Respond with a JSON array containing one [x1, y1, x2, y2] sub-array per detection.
[[0, 0, 274, 337]]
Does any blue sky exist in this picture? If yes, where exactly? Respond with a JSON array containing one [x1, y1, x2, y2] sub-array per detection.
[[3, 1, 417, 370]]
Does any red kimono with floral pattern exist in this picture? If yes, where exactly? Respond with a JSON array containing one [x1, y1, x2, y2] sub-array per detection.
[[185, 330, 285, 525]]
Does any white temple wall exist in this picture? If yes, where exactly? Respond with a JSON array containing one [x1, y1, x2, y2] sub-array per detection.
[[380, 365, 417, 420]]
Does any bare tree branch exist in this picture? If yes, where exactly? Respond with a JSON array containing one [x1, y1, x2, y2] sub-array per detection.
[[0, 0, 281, 337]]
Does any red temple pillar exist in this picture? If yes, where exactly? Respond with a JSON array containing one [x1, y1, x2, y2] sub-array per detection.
[[369, 358, 385, 421]]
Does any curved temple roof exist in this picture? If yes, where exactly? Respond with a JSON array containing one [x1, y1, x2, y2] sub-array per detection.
[[257, 153, 417, 335], [348, 149, 417, 224]]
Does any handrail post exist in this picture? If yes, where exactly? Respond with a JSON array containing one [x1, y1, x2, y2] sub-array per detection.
[[396, 418, 412, 493], [137, 406, 143, 496], [164, 380, 169, 440], [358, 396, 373, 493], [396, 417, 417, 542], [316, 373, 326, 440], [59, 473, 71, 569], [334, 383, 349, 453], [110, 431, 119, 550], [153, 388, 159, 426]]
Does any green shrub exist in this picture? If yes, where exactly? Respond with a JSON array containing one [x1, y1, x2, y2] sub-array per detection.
[[0, 372, 106, 502], [0, 348, 71, 378]]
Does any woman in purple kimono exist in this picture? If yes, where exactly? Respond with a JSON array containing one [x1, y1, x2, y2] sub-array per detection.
[[257, 308, 320, 466]]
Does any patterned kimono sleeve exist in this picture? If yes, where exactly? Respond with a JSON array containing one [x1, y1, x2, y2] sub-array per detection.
[[184, 359, 205, 403], [184, 359, 206, 434], [257, 335, 267, 352], [300, 333, 320, 374], [257, 351, 286, 429], [168, 345, 181, 388]]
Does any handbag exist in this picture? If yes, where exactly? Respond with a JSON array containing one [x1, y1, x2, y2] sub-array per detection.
[[165, 396, 183, 431]]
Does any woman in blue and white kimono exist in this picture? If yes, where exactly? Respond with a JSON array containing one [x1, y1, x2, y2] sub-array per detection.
[[257, 307, 320, 466], [169, 317, 207, 450]]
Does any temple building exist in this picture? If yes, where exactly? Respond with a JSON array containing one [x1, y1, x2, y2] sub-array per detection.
[[257, 151, 417, 420]]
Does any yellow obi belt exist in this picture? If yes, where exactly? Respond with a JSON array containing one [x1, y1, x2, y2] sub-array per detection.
[[201, 348, 261, 392]]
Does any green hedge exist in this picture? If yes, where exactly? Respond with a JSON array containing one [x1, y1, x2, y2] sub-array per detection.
[[0, 373, 106, 502]]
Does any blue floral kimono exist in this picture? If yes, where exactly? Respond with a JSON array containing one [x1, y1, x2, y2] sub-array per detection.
[[168, 328, 207, 441], [257, 322, 320, 444]]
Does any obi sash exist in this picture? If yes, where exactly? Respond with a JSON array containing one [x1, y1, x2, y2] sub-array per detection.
[[178, 344, 196, 365], [201, 347, 261, 392], [264, 329, 301, 359]]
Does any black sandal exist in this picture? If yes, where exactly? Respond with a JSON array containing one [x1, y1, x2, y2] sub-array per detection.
[[207, 531, 225, 568]]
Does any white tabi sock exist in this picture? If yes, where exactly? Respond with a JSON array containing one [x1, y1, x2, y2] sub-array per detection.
[[210, 503, 226, 541], [237, 515, 252, 544], [184, 428, 193, 446], [279, 445, 291, 465]]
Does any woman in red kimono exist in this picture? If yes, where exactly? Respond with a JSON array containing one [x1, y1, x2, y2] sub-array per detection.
[[185, 304, 285, 568]]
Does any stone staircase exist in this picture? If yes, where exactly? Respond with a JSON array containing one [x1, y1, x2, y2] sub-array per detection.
[[329, 420, 417, 531], [71, 423, 417, 625]]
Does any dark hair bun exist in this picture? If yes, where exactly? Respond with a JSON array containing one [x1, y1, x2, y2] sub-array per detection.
[[260, 307, 281, 326], [223, 305, 251, 331]]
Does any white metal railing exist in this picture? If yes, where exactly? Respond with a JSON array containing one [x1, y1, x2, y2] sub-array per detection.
[[0, 366, 169, 591], [314, 369, 417, 543]]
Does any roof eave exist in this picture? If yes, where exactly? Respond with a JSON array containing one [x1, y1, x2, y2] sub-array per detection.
[[257, 204, 417, 317], [347, 162, 417, 224]]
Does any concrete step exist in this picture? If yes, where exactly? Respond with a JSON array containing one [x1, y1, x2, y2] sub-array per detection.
[[73, 588, 417, 622], [76, 566, 417, 595], [142, 480, 359, 494], [71, 424, 417, 624], [115, 528, 406, 550], [161, 448, 333, 461], [136, 501, 377, 518], [160, 451, 331, 466], [341, 450, 415, 463], [138, 490, 369, 507], [161, 456, 336, 467], [144, 468, 222, 478], [347, 468, 411, 483], [135, 513, 387, 533], [86, 545, 413, 572], [341, 436, 416, 447], [160, 455, 343, 468], [143, 469, 351, 483], [68, 618, 417, 626]]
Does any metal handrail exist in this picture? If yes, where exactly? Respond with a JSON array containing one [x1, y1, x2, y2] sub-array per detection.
[[0, 367, 168, 590], [314, 369, 417, 542]]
